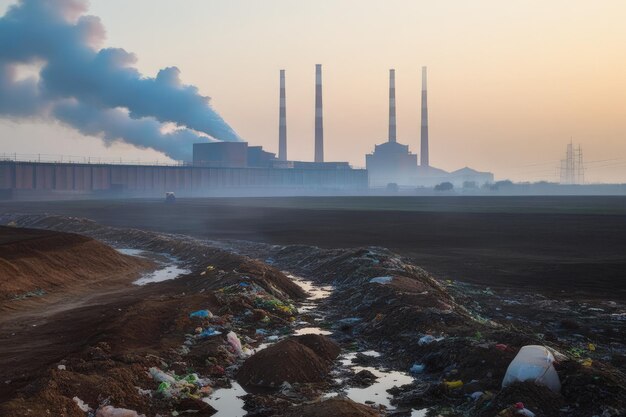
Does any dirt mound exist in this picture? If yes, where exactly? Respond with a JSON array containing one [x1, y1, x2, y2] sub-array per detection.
[[293, 334, 341, 362], [236, 335, 339, 388], [0, 226, 152, 305], [282, 397, 381, 417], [3, 215, 307, 301], [477, 381, 564, 417]]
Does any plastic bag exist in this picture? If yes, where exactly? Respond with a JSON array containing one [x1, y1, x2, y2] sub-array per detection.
[[502, 345, 561, 392]]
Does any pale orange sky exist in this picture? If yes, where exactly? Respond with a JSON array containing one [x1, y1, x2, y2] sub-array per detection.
[[1, 0, 625, 182]]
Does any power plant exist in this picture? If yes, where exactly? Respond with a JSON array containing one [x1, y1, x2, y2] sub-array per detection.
[[0, 65, 494, 199], [366, 67, 493, 187]]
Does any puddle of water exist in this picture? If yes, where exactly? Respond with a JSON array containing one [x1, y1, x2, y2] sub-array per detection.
[[344, 366, 414, 409], [134, 263, 191, 285], [294, 327, 332, 336], [202, 382, 246, 417], [335, 350, 419, 411], [117, 248, 191, 286], [339, 350, 381, 366], [116, 248, 146, 257], [288, 274, 333, 300]]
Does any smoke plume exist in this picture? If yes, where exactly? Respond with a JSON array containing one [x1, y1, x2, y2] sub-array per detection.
[[0, 0, 241, 161]]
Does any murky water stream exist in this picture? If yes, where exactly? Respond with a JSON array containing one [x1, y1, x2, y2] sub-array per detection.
[[116, 248, 190, 285]]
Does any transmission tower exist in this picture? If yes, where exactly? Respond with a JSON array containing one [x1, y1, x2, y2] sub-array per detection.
[[560, 142, 585, 184]]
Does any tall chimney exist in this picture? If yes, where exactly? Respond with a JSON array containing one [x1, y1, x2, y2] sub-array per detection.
[[388, 69, 396, 143], [314, 64, 324, 163], [278, 69, 287, 161], [420, 66, 429, 167]]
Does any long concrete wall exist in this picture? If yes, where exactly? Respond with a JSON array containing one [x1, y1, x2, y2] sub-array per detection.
[[0, 161, 368, 198]]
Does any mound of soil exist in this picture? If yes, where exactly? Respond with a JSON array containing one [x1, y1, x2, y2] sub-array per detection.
[[282, 397, 381, 417], [477, 381, 564, 417], [236, 335, 339, 388], [293, 334, 341, 362], [0, 226, 152, 304]]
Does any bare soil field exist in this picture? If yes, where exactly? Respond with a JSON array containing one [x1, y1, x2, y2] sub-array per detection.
[[1, 196, 624, 299], [0, 212, 624, 416]]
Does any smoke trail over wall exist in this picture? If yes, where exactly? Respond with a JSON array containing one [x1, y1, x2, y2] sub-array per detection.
[[0, 0, 241, 161]]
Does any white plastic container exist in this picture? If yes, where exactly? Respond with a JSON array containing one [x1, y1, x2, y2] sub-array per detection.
[[502, 345, 561, 392]]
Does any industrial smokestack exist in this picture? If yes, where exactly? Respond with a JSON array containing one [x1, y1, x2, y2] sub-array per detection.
[[278, 69, 287, 161], [388, 69, 396, 143], [314, 64, 324, 163], [420, 66, 429, 167]]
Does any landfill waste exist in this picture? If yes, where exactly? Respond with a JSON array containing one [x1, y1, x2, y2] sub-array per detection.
[[73, 397, 92, 412], [149, 367, 177, 384], [227, 331, 247, 357], [502, 345, 561, 393], [197, 328, 222, 338], [444, 380, 463, 390], [515, 402, 536, 417], [409, 364, 425, 374], [418, 335, 443, 345], [189, 310, 213, 319], [149, 367, 211, 399], [95, 405, 146, 417], [369, 276, 393, 284], [470, 391, 484, 400]]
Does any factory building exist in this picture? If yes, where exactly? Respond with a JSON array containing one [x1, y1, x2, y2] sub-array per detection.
[[366, 69, 419, 186], [366, 67, 493, 188], [0, 159, 367, 200], [0, 65, 367, 200]]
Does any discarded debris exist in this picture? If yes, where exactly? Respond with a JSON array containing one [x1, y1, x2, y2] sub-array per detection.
[[189, 309, 213, 319], [95, 405, 145, 417], [73, 397, 92, 412], [502, 345, 561, 393], [369, 276, 393, 284], [409, 363, 425, 374]]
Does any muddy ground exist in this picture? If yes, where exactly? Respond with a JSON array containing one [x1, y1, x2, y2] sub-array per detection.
[[0, 196, 624, 299], [0, 197, 625, 416]]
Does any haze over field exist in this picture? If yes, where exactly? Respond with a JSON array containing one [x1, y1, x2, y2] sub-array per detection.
[[0, 0, 625, 182]]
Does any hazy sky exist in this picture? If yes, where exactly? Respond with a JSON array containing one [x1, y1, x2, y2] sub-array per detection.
[[1, 0, 625, 182]]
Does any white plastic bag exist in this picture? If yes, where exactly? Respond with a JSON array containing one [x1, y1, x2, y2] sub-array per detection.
[[502, 345, 561, 392]]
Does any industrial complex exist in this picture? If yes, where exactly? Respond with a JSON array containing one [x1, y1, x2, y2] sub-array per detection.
[[366, 67, 493, 187], [0, 65, 493, 199]]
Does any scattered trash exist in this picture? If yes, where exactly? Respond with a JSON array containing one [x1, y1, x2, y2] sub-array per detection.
[[227, 331, 246, 357], [149, 367, 211, 400], [369, 276, 393, 284], [502, 345, 561, 393], [444, 380, 464, 390], [197, 328, 222, 338], [149, 367, 177, 384], [515, 402, 536, 417], [57, 364, 66, 370], [11, 288, 47, 301], [73, 397, 91, 412], [581, 358, 593, 367], [189, 310, 213, 319], [470, 391, 484, 400], [495, 343, 509, 351], [95, 405, 145, 417], [418, 335, 443, 345], [409, 363, 425, 374], [588, 343, 596, 351]]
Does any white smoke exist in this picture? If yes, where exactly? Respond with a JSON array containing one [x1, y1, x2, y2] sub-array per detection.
[[0, 0, 241, 161]]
